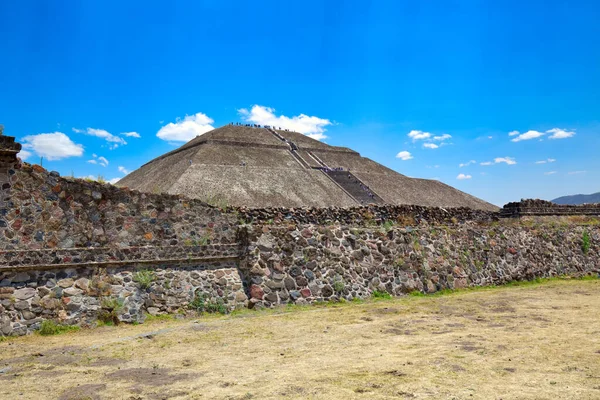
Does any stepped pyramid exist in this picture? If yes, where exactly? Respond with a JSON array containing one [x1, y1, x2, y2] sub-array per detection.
[[117, 125, 497, 210]]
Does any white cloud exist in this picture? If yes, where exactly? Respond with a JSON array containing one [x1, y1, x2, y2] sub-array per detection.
[[535, 158, 556, 164], [509, 128, 575, 142], [156, 113, 215, 142], [396, 151, 413, 161], [238, 105, 332, 140], [87, 154, 109, 167], [121, 131, 141, 138], [108, 178, 120, 184], [432, 134, 452, 141], [118, 166, 130, 175], [22, 132, 84, 161], [544, 171, 557, 175], [547, 128, 575, 139], [510, 130, 545, 142], [494, 157, 517, 165], [457, 174, 472, 180], [568, 170, 586, 175], [74, 127, 127, 149], [408, 130, 451, 148], [459, 160, 477, 168], [407, 130, 431, 141], [481, 157, 517, 166], [306, 133, 327, 141], [18, 149, 33, 160]]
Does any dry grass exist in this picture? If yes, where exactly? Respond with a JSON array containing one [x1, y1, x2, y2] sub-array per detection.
[[1, 279, 600, 399]]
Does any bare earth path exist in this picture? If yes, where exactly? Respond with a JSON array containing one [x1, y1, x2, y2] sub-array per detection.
[[1, 279, 599, 400]]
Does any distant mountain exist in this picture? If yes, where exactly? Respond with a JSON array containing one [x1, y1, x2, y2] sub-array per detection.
[[552, 192, 600, 205]]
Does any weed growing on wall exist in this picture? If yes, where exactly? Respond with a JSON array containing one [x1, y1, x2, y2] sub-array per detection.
[[582, 230, 591, 254], [133, 269, 156, 290], [189, 291, 228, 314], [203, 194, 228, 210], [99, 297, 124, 325], [333, 280, 345, 293]]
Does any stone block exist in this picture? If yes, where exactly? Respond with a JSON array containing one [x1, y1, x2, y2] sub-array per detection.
[[13, 287, 36, 300]]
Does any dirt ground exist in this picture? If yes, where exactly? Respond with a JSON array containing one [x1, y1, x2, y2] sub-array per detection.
[[1, 279, 599, 400]]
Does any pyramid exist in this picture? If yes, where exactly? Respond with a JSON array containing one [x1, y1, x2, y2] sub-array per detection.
[[117, 125, 497, 211]]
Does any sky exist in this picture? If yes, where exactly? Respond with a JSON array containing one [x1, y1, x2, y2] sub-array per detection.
[[1, 0, 598, 207]]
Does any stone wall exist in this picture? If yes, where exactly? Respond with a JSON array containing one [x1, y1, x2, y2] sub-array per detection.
[[502, 199, 600, 217], [231, 204, 498, 226], [0, 260, 247, 336], [240, 222, 599, 307], [1, 162, 237, 256]]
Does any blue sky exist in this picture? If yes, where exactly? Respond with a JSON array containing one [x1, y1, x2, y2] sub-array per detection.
[[1, 0, 598, 206]]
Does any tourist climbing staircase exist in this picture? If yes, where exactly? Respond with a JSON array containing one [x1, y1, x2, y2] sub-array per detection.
[[266, 128, 311, 169], [323, 170, 385, 205]]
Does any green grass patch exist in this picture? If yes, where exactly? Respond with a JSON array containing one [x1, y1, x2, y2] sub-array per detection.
[[144, 313, 175, 323], [371, 290, 392, 300], [408, 275, 599, 298], [38, 320, 80, 336]]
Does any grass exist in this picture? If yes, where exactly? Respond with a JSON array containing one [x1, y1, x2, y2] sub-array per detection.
[[2, 279, 599, 399], [132, 269, 156, 290], [144, 313, 175, 323], [371, 290, 392, 300], [408, 275, 599, 298], [38, 320, 80, 336], [582, 230, 591, 254]]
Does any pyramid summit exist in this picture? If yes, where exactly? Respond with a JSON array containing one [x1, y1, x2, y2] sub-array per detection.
[[117, 124, 497, 211]]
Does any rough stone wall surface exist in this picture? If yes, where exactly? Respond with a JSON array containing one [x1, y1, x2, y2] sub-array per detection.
[[241, 223, 599, 307], [0, 261, 247, 336], [502, 199, 600, 216], [0, 163, 236, 254], [232, 204, 498, 227]]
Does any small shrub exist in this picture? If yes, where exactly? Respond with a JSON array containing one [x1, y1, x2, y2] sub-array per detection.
[[38, 320, 80, 336], [333, 280, 345, 293], [198, 233, 211, 246], [371, 290, 392, 300], [189, 291, 228, 314], [381, 220, 394, 232], [99, 297, 124, 325], [133, 269, 156, 290], [89, 275, 113, 296], [582, 230, 591, 254]]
